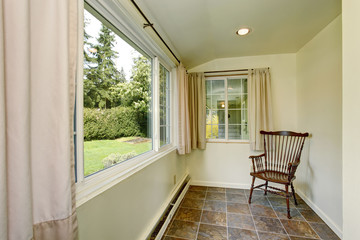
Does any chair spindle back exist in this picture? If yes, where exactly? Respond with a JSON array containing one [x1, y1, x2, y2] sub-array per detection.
[[261, 131, 309, 173]]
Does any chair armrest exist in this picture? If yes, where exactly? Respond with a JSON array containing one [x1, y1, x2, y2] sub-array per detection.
[[249, 153, 265, 159], [288, 161, 300, 179], [249, 153, 266, 173]]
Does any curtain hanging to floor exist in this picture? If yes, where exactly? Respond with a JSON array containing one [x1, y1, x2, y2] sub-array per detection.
[[0, 0, 79, 239], [177, 64, 206, 155], [248, 68, 273, 151]]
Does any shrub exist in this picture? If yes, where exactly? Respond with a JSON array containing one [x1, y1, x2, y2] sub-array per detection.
[[83, 107, 142, 141], [102, 151, 137, 168]]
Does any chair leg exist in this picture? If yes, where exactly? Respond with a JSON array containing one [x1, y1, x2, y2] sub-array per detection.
[[264, 181, 268, 195], [291, 182, 298, 205], [285, 185, 291, 219], [248, 176, 256, 204]]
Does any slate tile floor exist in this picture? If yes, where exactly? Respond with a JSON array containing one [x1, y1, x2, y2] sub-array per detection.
[[162, 186, 340, 240]]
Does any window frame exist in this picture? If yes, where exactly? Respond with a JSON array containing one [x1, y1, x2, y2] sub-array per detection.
[[205, 76, 249, 143], [159, 63, 171, 148], [75, 0, 177, 207]]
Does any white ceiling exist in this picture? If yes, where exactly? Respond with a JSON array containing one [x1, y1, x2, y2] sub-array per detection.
[[136, 0, 341, 69]]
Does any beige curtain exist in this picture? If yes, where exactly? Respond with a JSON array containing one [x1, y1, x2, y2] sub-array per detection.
[[248, 68, 273, 151], [177, 65, 206, 154], [188, 72, 206, 150], [0, 0, 79, 239], [177, 63, 191, 154]]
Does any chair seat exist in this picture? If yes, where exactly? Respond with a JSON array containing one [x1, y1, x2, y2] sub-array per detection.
[[250, 171, 295, 184]]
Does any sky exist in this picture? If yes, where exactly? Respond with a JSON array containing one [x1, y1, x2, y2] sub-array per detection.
[[84, 10, 141, 81]]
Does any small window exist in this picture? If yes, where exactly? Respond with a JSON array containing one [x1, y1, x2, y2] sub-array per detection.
[[159, 64, 170, 147], [82, 9, 153, 176], [206, 77, 248, 141]]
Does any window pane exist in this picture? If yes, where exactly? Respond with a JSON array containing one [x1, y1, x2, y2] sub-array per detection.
[[228, 79, 242, 94], [228, 110, 242, 124], [243, 79, 248, 94], [211, 95, 226, 109], [243, 94, 248, 109], [218, 125, 225, 139], [228, 95, 242, 109], [228, 94, 247, 109], [242, 109, 248, 125], [159, 64, 170, 147], [206, 125, 212, 138], [206, 109, 211, 124], [83, 10, 152, 176], [211, 110, 225, 124], [212, 80, 225, 95], [228, 125, 242, 140], [242, 124, 249, 139], [206, 124, 225, 139], [160, 106, 166, 125], [160, 126, 169, 146], [206, 80, 211, 94], [206, 96, 211, 109]]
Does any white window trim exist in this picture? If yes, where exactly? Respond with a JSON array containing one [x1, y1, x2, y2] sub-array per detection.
[[76, 0, 177, 207], [159, 62, 172, 148], [153, 57, 160, 152], [206, 76, 250, 143]]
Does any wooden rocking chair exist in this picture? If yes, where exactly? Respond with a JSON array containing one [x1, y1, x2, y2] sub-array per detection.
[[248, 130, 309, 219]]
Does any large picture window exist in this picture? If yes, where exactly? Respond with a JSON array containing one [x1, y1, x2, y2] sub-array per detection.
[[206, 77, 248, 141], [82, 9, 153, 176], [76, 1, 175, 205]]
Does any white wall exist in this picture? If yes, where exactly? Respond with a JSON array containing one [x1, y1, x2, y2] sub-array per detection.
[[296, 15, 342, 236], [187, 54, 297, 186], [342, 1, 360, 239], [77, 151, 187, 240]]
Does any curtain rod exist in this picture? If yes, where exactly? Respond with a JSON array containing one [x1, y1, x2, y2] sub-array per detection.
[[130, 0, 181, 64], [204, 67, 269, 74], [205, 73, 248, 77], [204, 69, 248, 74]]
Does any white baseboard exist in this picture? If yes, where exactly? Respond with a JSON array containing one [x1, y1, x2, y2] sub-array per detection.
[[190, 180, 250, 189], [139, 172, 189, 240], [296, 189, 343, 239], [190, 180, 343, 239]]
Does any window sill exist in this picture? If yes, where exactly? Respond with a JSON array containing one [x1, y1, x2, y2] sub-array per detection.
[[76, 144, 177, 207]]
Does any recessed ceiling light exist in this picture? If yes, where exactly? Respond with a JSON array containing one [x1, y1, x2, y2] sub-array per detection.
[[236, 28, 251, 36]]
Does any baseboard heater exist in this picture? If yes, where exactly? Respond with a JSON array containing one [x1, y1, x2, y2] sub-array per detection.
[[147, 175, 191, 240]]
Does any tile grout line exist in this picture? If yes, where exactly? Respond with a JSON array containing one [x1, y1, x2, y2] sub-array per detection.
[[194, 187, 207, 240], [246, 192, 261, 240], [269, 193, 323, 240], [268, 196, 292, 240], [298, 210, 322, 239], [225, 191, 229, 240]]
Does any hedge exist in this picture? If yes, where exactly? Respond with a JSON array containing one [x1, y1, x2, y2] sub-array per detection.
[[83, 107, 142, 141]]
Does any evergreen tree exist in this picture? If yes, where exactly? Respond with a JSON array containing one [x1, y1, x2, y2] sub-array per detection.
[[130, 55, 151, 94], [119, 67, 127, 83], [129, 55, 152, 135], [83, 17, 98, 108], [83, 24, 121, 109]]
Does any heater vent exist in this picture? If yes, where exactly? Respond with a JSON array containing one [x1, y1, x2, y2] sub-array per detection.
[[147, 176, 190, 240]]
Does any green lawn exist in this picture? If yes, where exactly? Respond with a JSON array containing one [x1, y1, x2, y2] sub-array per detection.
[[84, 137, 152, 176]]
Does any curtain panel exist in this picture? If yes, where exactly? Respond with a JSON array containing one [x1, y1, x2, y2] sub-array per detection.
[[188, 72, 206, 150], [177, 63, 191, 154], [0, 0, 79, 239], [177, 65, 206, 155], [248, 68, 273, 151]]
